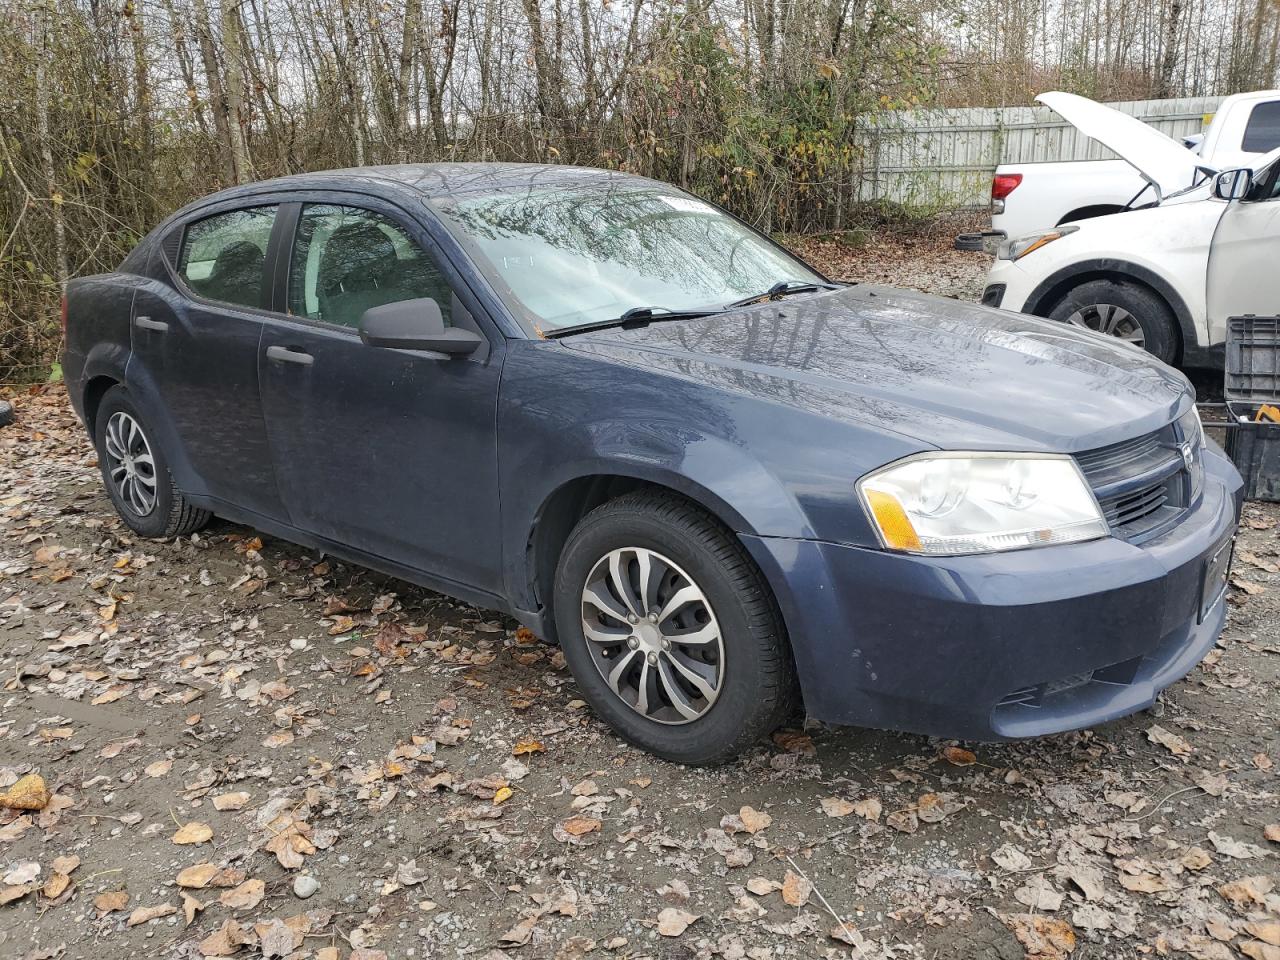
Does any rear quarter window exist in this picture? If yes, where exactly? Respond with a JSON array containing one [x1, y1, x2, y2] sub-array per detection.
[[177, 206, 277, 309], [1242, 101, 1280, 153]]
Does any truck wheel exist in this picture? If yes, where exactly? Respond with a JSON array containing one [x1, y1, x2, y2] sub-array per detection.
[[94, 386, 212, 539], [1047, 279, 1179, 364], [552, 491, 798, 765]]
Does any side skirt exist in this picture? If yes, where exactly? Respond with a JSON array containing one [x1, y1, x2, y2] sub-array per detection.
[[187, 495, 512, 617]]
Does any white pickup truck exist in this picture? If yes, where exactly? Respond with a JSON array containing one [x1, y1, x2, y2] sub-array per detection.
[[960, 89, 1280, 248]]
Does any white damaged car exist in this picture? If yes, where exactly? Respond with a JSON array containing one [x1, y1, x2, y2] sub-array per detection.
[[984, 92, 1280, 367]]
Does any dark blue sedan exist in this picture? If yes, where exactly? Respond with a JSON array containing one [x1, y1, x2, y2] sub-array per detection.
[[62, 164, 1242, 763]]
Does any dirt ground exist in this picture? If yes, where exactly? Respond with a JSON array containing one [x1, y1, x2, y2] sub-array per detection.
[[1, 244, 1278, 960]]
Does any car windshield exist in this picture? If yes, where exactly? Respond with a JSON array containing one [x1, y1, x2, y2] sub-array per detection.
[[434, 184, 824, 332]]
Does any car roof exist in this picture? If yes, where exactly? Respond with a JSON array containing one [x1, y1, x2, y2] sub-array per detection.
[[178, 162, 656, 214]]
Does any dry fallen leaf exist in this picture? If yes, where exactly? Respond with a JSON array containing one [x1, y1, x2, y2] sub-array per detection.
[[200, 918, 252, 956], [1244, 922, 1280, 947], [182, 891, 206, 925], [1, 883, 35, 905], [1219, 876, 1274, 909], [1209, 830, 1268, 860], [512, 737, 545, 756], [1241, 944, 1280, 960], [127, 902, 178, 926], [771, 729, 816, 756], [172, 821, 214, 845], [853, 797, 882, 821], [738, 805, 771, 834], [1231, 576, 1266, 595], [93, 890, 129, 915], [656, 906, 700, 937], [0, 773, 50, 811], [219, 878, 265, 910], [560, 816, 601, 837], [1001, 913, 1077, 959], [746, 877, 780, 896], [493, 785, 513, 805], [177, 863, 220, 888], [781, 869, 812, 907], [1264, 824, 1280, 843], [916, 791, 963, 823], [499, 915, 538, 946], [212, 791, 251, 812], [941, 745, 977, 765], [1146, 724, 1193, 757], [820, 797, 856, 818], [144, 759, 173, 778]]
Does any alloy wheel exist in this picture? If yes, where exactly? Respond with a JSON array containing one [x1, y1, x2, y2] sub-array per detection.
[[579, 546, 725, 725], [1064, 302, 1145, 347], [103, 411, 158, 517]]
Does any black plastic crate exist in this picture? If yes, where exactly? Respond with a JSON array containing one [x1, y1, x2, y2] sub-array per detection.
[[1223, 315, 1280, 503]]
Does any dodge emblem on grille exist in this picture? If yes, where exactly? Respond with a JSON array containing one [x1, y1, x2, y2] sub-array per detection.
[[1180, 441, 1195, 471]]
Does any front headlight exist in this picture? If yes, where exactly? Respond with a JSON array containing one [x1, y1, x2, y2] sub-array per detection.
[[999, 225, 1079, 261], [858, 453, 1108, 555]]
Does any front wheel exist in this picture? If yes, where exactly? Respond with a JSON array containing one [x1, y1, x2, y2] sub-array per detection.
[[1047, 278, 1179, 364], [553, 491, 797, 765]]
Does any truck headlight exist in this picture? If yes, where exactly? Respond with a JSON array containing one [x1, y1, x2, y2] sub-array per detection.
[[1000, 225, 1078, 261], [858, 453, 1108, 555]]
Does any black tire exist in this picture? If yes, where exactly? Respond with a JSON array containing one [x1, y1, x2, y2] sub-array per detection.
[[553, 491, 797, 765], [1047, 278, 1179, 364], [93, 386, 211, 539]]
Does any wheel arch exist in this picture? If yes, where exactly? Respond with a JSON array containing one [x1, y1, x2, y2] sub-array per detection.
[[1057, 204, 1126, 225], [1022, 259, 1195, 365], [523, 471, 758, 644], [81, 374, 122, 442]]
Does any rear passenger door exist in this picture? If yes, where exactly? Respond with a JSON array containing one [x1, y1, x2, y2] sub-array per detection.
[[130, 203, 286, 520], [257, 199, 505, 594]]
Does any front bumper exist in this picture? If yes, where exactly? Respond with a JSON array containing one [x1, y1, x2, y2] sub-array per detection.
[[741, 447, 1243, 740], [983, 257, 1040, 313]]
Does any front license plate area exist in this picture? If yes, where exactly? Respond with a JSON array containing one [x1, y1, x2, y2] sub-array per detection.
[[1199, 536, 1234, 622]]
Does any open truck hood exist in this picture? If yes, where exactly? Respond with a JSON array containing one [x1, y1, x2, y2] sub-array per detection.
[[1037, 91, 1210, 198]]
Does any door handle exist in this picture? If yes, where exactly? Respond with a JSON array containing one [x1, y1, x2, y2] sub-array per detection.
[[266, 345, 314, 366], [135, 315, 168, 332]]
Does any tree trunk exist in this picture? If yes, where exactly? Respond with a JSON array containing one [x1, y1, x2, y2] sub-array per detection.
[[34, 9, 68, 285], [193, 0, 237, 185], [220, 0, 253, 183]]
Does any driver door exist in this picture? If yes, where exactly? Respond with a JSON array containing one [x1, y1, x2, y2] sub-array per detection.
[[257, 199, 505, 595], [1207, 160, 1280, 345]]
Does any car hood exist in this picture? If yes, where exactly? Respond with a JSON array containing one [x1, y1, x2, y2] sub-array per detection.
[[558, 286, 1192, 453], [1037, 91, 1208, 198]]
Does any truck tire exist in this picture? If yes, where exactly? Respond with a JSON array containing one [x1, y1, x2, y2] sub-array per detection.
[[1047, 279, 1179, 364]]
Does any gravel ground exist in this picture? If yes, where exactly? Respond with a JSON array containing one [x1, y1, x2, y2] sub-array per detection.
[[0, 243, 1277, 960]]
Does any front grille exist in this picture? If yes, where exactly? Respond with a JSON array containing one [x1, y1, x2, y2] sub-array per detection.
[[1074, 421, 1195, 541], [1101, 479, 1169, 528], [1075, 432, 1168, 487]]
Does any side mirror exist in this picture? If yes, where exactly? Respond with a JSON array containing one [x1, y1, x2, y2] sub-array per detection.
[[358, 298, 483, 355], [1213, 168, 1253, 201]]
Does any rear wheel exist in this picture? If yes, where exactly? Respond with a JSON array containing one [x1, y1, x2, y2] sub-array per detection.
[[1047, 279, 1179, 364], [553, 491, 797, 765], [94, 386, 211, 539]]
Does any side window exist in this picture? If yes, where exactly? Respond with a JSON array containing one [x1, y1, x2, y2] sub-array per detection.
[[1254, 161, 1280, 202], [287, 204, 453, 329], [177, 206, 277, 309], [1242, 101, 1280, 154]]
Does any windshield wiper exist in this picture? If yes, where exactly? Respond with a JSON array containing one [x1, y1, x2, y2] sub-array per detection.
[[726, 279, 841, 309], [543, 305, 725, 339]]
